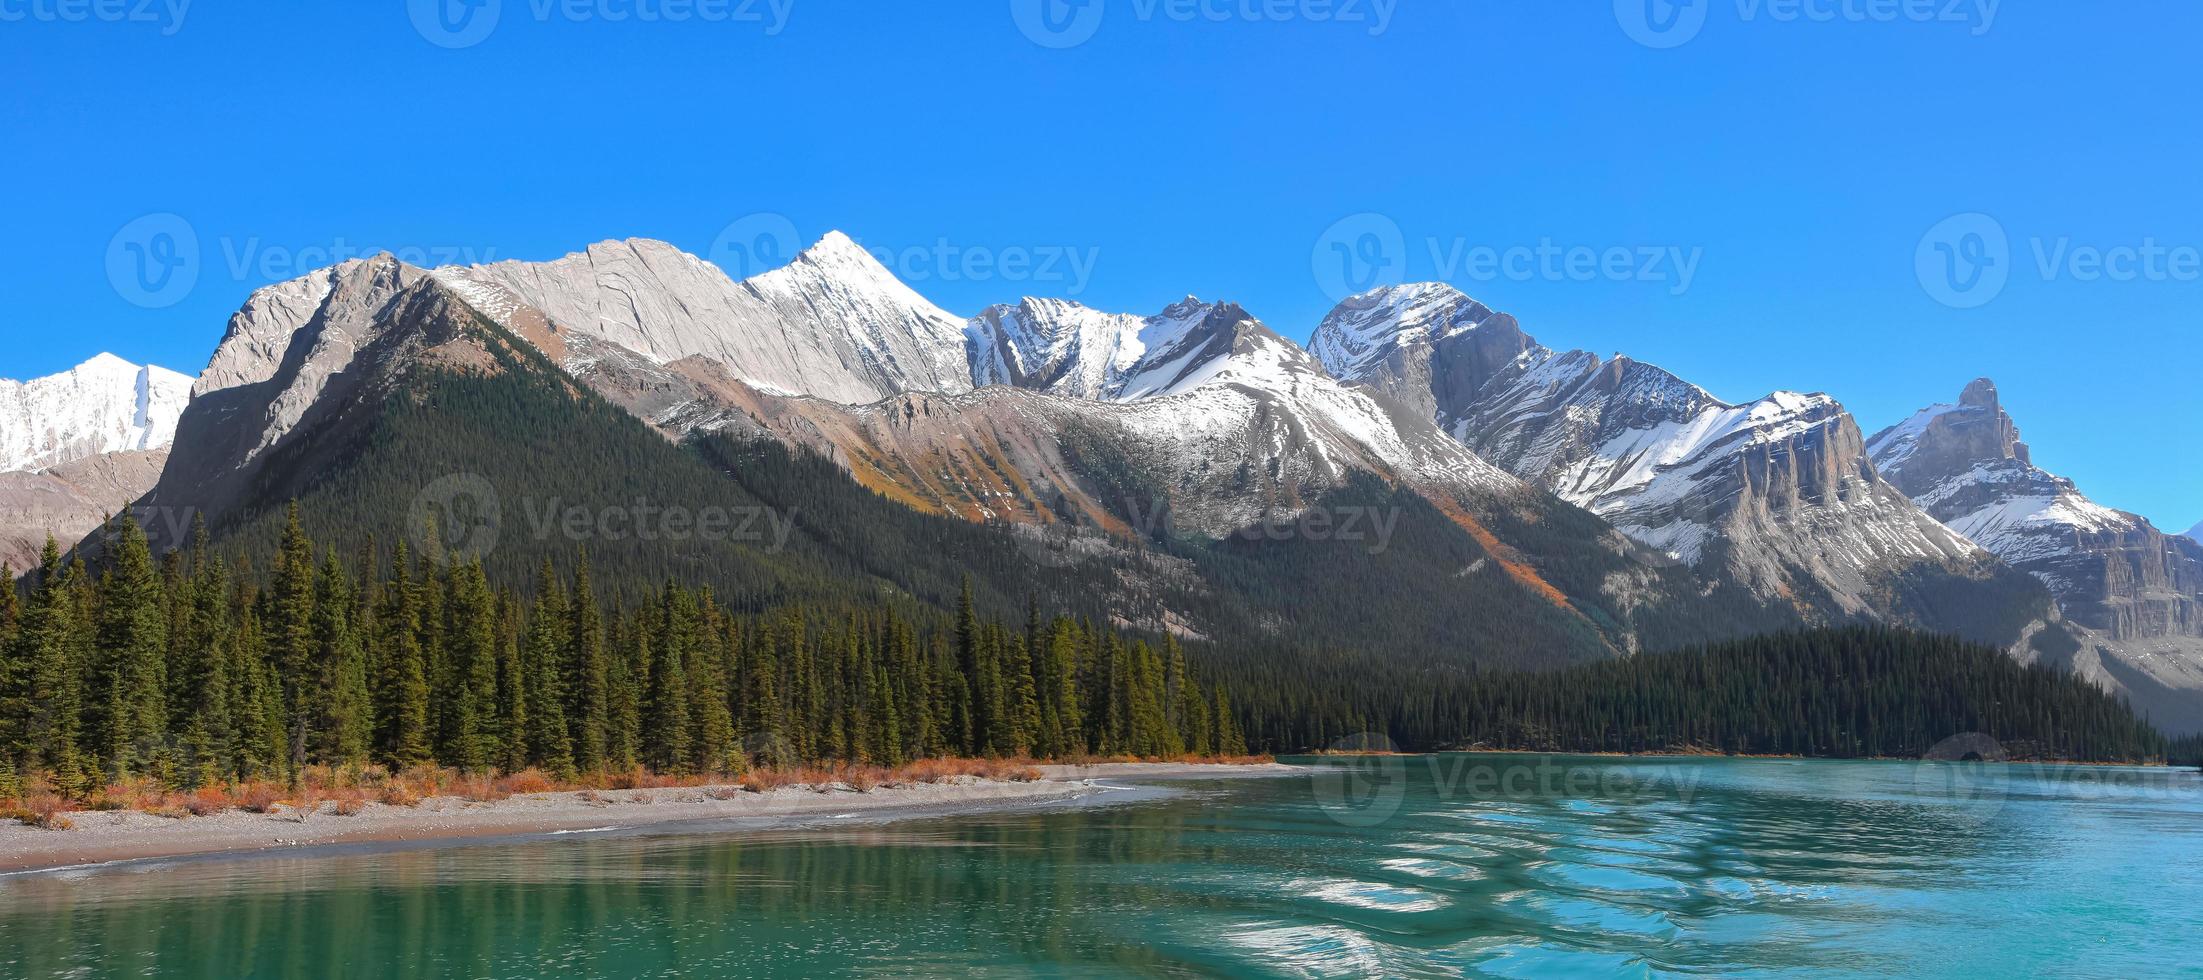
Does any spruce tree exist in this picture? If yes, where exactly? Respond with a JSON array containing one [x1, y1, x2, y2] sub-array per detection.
[[565, 550, 609, 774], [96, 517, 169, 779], [310, 551, 372, 766], [376, 544, 434, 768], [268, 504, 318, 776], [525, 560, 575, 777]]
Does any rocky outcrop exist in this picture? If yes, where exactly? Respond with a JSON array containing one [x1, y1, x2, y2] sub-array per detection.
[[1872, 380, 2203, 730], [462, 233, 971, 405], [1311, 283, 2041, 638]]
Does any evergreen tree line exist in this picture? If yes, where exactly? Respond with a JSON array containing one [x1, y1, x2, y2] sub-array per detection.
[[0, 509, 1247, 798], [1211, 627, 2169, 762]]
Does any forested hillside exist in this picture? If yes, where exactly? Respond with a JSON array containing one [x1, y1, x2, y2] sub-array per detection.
[[1225, 627, 2167, 762], [0, 513, 1247, 798]]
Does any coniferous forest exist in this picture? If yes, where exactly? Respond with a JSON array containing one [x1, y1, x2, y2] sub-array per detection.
[[0, 510, 1249, 802], [1216, 626, 2169, 762], [2, 497, 2177, 814]]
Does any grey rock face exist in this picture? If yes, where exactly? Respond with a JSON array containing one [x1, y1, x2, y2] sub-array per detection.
[[1312, 283, 2025, 627], [1871, 380, 2203, 729], [461, 233, 971, 406], [0, 449, 170, 571]]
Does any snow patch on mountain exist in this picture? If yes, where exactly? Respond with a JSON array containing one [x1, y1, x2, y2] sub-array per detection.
[[1, 354, 193, 474]]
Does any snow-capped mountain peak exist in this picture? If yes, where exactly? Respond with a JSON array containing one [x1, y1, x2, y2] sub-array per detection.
[[0, 354, 193, 474], [452, 232, 974, 405], [1309, 282, 1503, 381]]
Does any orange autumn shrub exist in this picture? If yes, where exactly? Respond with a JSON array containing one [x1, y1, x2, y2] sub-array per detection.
[[496, 769, 557, 795], [234, 782, 283, 814]]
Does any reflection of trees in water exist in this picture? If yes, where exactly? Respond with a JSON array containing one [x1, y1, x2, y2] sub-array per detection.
[[0, 804, 1213, 976]]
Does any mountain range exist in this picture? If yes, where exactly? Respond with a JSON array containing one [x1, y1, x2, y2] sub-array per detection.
[[17, 231, 2202, 731]]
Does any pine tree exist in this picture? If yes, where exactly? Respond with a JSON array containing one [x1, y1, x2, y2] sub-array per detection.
[[494, 588, 527, 773], [310, 551, 371, 766], [0, 560, 22, 770], [688, 598, 737, 774], [96, 517, 169, 779], [11, 541, 85, 777], [376, 543, 434, 768], [565, 550, 609, 774], [605, 607, 644, 771], [643, 584, 695, 774], [525, 560, 575, 778], [1213, 685, 1247, 756], [440, 562, 499, 770], [268, 503, 318, 777]]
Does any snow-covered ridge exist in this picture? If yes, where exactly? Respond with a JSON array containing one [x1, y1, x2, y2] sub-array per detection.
[[454, 233, 971, 406], [1869, 380, 2169, 596], [966, 296, 1219, 401], [0, 354, 193, 474], [1308, 282, 1500, 381]]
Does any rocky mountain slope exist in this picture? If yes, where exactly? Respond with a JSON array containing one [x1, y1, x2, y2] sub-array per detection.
[[423, 259, 1726, 655], [461, 233, 971, 405], [1871, 380, 2203, 731], [116, 255, 1700, 665], [1310, 283, 2048, 641]]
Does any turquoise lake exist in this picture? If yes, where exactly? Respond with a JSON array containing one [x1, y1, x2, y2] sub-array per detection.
[[2, 755, 2197, 977]]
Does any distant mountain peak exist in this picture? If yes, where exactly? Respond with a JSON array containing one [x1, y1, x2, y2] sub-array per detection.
[[0, 354, 194, 475], [1960, 376, 2001, 410]]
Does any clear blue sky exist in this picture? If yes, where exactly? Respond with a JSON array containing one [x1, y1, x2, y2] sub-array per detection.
[[3, 1, 2197, 530]]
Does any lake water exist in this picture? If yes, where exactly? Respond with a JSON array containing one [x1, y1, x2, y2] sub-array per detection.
[[2, 755, 2197, 978]]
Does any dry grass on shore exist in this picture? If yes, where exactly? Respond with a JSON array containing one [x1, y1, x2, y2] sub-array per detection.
[[0, 753, 1270, 830]]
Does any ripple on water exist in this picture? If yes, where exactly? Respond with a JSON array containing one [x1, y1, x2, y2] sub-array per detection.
[[1495, 890, 1681, 942], [1530, 861, 1692, 902], [1288, 876, 1452, 914], [1377, 857, 1487, 883], [1221, 921, 1399, 978], [1453, 939, 1654, 979]]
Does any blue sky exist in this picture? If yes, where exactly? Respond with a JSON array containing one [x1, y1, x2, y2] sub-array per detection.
[[3, 1, 2197, 529]]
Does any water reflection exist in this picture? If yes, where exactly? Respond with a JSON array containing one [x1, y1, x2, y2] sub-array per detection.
[[1, 757, 2197, 978]]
